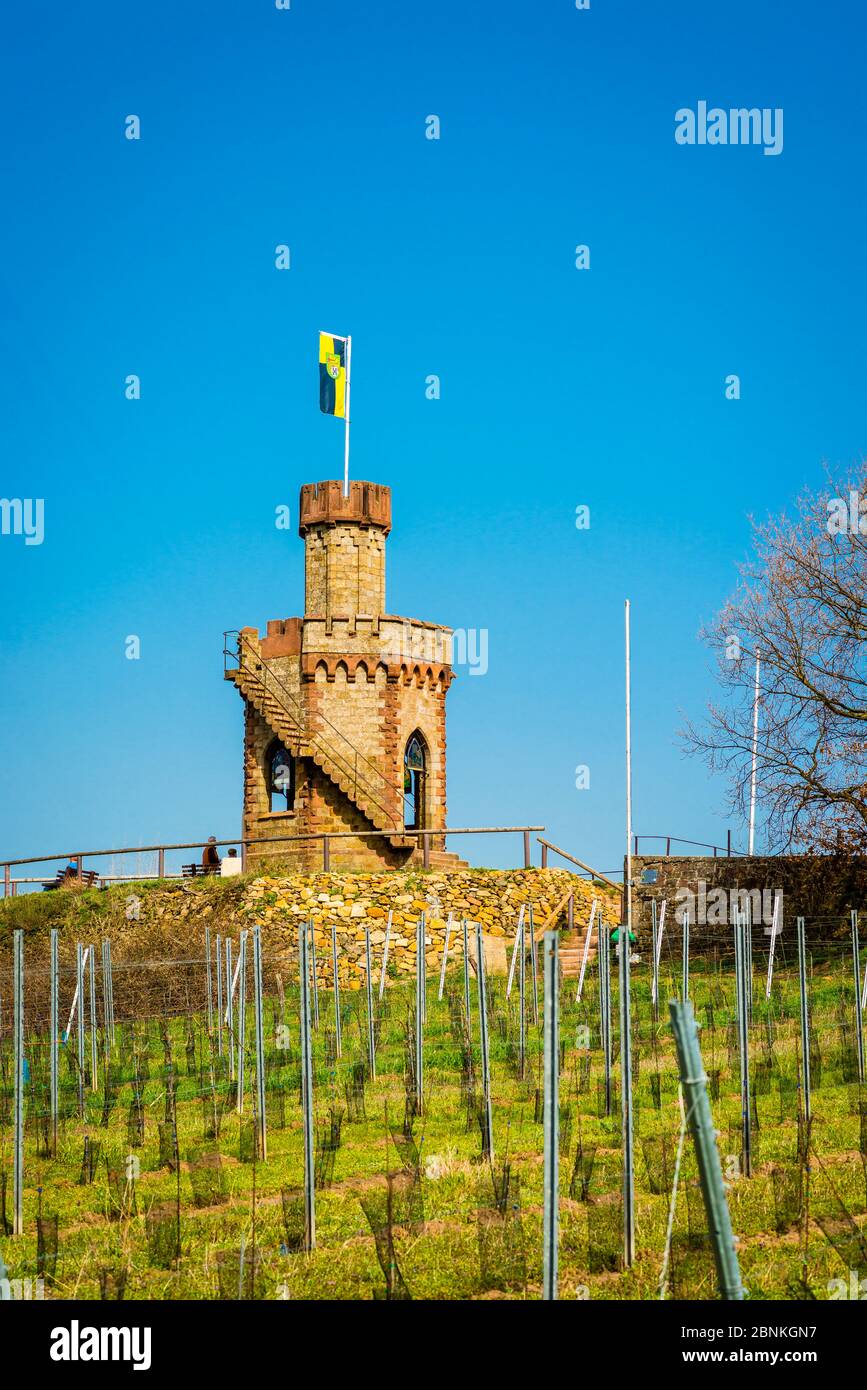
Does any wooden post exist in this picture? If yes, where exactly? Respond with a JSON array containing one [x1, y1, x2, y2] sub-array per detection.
[[158, 847, 165, 879], [541, 842, 548, 868], [3, 863, 9, 897], [322, 836, 330, 871], [423, 832, 430, 870], [523, 830, 531, 869]]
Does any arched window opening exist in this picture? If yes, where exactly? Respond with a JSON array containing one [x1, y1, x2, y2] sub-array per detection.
[[267, 740, 295, 813], [404, 733, 426, 830]]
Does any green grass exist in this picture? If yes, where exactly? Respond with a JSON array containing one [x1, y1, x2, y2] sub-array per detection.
[[2, 949, 866, 1301]]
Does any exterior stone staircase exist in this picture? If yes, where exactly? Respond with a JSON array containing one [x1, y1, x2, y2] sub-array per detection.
[[558, 937, 598, 979], [227, 661, 412, 851], [424, 848, 471, 871], [531, 885, 603, 977]]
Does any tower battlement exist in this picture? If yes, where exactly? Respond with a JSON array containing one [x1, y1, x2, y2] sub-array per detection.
[[298, 480, 391, 536]]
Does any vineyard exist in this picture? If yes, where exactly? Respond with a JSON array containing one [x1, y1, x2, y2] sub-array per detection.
[[1, 887, 866, 1302]]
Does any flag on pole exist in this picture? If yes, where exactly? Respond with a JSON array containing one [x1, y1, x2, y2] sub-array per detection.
[[319, 330, 352, 498], [319, 332, 348, 418]]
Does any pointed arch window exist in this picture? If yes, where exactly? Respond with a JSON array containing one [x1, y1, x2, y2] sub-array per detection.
[[267, 740, 295, 813], [404, 733, 426, 830]]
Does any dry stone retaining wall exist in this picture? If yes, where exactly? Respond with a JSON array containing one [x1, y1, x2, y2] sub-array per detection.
[[241, 867, 619, 988], [0, 869, 620, 1003]]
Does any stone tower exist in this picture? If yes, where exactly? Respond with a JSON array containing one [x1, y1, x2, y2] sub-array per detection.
[[226, 479, 462, 871]]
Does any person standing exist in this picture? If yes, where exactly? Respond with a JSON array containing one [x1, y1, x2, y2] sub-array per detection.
[[201, 837, 221, 873]]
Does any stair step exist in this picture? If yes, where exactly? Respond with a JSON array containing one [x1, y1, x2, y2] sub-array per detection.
[[421, 851, 471, 870]]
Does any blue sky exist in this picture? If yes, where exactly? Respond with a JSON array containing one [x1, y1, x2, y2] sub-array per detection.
[[1, 0, 866, 877]]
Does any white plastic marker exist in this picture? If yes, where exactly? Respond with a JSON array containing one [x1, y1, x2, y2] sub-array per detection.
[[378, 911, 393, 1001], [506, 905, 526, 998], [438, 913, 454, 1000], [224, 946, 243, 1025], [64, 946, 91, 1038], [765, 891, 783, 1000], [653, 900, 667, 1001], [575, 899, 598, 1003]]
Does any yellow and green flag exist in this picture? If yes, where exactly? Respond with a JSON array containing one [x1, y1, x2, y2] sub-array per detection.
[[319, 332, 348, 418]]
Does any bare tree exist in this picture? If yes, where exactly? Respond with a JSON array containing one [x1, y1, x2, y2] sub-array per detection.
[[683, 467, 867, 852]]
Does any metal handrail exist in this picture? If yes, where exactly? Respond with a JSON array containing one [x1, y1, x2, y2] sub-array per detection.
[[633, 833, 746, 859], [537, 838, 623, 888], [224, 629, 412, 831], [1, 826, 546, 869], [4, 839, 243, 868]]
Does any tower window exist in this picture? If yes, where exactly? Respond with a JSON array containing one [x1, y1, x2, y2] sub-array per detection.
[[404, 733, 426, 830], [267, 741, 294, 812]]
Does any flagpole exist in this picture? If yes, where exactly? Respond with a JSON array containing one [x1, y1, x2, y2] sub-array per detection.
[[748, 647, 760, 855], [343, 334, 352, 498], [625, 599, 633, 937]]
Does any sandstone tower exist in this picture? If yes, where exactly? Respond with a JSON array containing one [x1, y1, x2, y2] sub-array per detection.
[[226, 480, 462, 871]]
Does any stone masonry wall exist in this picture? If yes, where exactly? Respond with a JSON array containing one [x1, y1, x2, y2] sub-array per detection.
[[242, 659, 449, 870], [306, 662, 390, 793], [241, 867, 620, 988], [248, 762, 413, 874], [631, 853, 867, 944], [304, 523, 386, 616], [0, 870, 622, 1006]]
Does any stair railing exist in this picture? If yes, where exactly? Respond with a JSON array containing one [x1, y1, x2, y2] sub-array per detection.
[[224, 630, 413, 831]]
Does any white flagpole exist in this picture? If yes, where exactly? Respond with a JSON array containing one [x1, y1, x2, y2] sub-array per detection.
[[343, 334, 352, 497], [625, 600, 633, 939], [623, 597, 636, 1270], [748, 647, 761, 855]]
